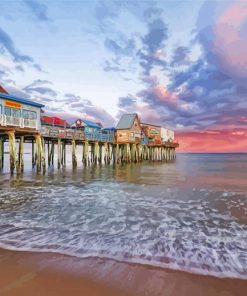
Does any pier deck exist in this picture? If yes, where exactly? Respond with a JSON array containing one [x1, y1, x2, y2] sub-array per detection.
[[0, 125, 179, 175]]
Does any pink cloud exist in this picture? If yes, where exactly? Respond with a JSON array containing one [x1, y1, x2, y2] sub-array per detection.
[[153, 84, 178, 106], [176, 128, 247, 153], [214, 1, 247, 78]]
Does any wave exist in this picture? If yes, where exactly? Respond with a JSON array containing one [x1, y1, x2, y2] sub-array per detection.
[[0, 182, 247, 279]]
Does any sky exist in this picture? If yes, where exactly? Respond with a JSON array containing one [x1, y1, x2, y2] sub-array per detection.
[[0, 0, 247, 153]]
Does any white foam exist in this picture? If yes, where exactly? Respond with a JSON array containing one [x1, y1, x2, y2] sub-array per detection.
[[0, 182, 247, 279]]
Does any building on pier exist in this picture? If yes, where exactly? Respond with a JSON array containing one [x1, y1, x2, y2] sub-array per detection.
[[41, 115, 76, 139], [41, 115, 70, 127], [0, 85, 44, 131], [102, 127, 115, 142], [116, 113, 142, 143], [0, 84, 179, 175], [161, 128, 175, 142], [71, 119, 115, 142], [71, 119, 102, 141], [141, 123, 162, 145]]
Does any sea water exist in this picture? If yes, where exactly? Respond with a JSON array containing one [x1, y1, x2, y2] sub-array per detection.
[[0, 153, 247, 279]]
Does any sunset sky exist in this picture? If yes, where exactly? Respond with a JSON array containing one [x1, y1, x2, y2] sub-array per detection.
[[0, 0, 247, 152]]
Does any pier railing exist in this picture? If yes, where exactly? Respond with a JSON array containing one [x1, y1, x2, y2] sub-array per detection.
[[0, 115, 38, 129], [40, 126, 115, 142], [148, 141, 179, 148], [85, 131, 114, 142], [41, 126, 85, 140]]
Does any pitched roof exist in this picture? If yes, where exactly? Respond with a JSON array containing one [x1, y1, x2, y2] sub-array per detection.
[[141, 123, 161, 128], [103, 127, 116, 131], [82, 119, 101, 128], [0, 85, 8, 94], [116, 113, 138, 129], [41, 116, 70, 127], [0, 92, 44, 108]]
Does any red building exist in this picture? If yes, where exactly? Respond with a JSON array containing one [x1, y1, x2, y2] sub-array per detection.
[[41, 115, 70, 127]]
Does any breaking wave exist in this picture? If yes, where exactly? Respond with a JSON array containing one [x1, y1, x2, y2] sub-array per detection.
[[0, 181, 247, 279]]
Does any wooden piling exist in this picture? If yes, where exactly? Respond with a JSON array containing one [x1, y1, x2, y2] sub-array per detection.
[[48, 141, 54, 166], [0, 138, 3, 169], [35, 136, 40, 171], [99, 143, 103, 164], [114, 144, 119, 164], [17, 136, 24, 174], [72, 139, 77, 169], [83, 141, 89, 166], [57, 138, 61, 169], [34, 134, 45, 173], [31, 140, 35, 168], [48, 141, 51, 166], [94, 141, 99, 164], [51, 141, 55, 166], [47, 140, 50, 163], [62, 141, 66, 166], [103, 142, 108, 164], [7, 130, 16, 175]]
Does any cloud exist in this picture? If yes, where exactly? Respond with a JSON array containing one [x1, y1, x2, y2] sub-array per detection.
[[176, 128, 247, 153], [137, 18, 168, 76], [103, 60, 127, 73], [94, 0, 163, 27], [118, 95, 137, 108], [63, 93, 92, 106], [24, 80, 57, 97], [143, 19, 168, 54], [104, 38, 136, 56], [24, 0, 51, 22], [27, 79, 53, 86], [102, 0, 247, 143], [0, 27, 43, 71], [198, 0, 247, 81], [170, 46, 190, 67], [97, 2, 168, 78], [130, 0, 247, 136], [0, 28, 33, 63]]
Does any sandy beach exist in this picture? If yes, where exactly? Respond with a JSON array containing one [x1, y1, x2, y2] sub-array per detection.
[[0, 248, 247, 296]]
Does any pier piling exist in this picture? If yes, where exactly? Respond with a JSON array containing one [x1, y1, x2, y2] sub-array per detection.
[[7, 131, 16, 175], [57, 138, 61, 169], [72, 139, 77, 169], [17, 136, 24, 175], [0, 138, 3, 169]]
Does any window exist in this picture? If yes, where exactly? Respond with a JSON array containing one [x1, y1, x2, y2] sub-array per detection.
[[12, 108, 21, 118], [22, 110, 37, 120], [4, 107, 11, 116]]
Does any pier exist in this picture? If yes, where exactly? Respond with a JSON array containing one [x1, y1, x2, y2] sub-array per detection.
[[0, 86, 179, 175], [0, 128, 178, 175]]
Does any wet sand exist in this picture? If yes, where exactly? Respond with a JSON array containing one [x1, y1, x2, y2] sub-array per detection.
[[0, 249, 247, 296]]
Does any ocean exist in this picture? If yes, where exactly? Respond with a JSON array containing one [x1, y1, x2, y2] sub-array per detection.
[[0, 153, 247, 279]]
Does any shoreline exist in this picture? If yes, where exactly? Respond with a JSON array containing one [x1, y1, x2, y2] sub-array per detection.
[[0, 244, 246, 280], [0, 248, 247, 296]]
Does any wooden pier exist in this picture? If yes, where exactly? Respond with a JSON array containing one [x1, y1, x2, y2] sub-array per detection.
[[0, 87, 179, 175], [0, 126, 178, 175]]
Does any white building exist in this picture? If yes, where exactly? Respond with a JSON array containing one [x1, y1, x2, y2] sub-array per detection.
[[161, 127, 175, 142], [0, 87, 44, 131]]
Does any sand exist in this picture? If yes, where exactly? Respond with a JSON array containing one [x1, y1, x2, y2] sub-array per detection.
[[0, 248, 247, 296]]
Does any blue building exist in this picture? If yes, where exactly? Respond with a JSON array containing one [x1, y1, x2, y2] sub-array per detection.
[[102, 127, 115, 142], [72, 119, 115, 142], [72, 119, 102, 141]]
